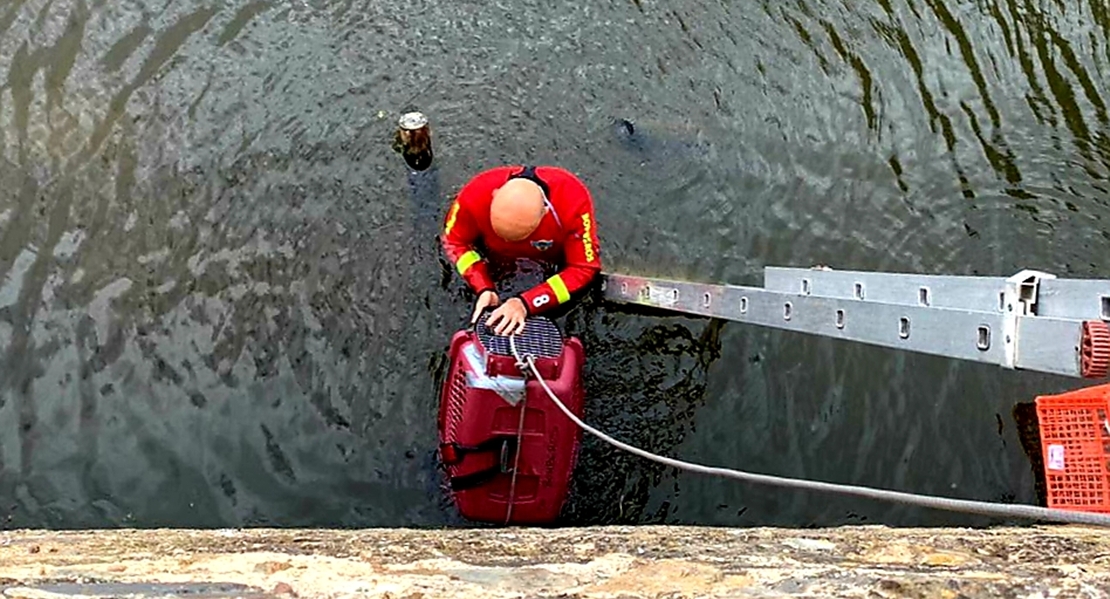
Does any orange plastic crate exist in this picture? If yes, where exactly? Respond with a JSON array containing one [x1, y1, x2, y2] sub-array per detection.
[[1034, 384, 1110, 513]]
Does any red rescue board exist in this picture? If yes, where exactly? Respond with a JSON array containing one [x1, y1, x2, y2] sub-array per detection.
[[437, 316, 585, 525]]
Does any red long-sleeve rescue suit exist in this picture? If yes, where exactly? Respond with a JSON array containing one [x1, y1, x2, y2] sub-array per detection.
[[441, 165, 601, 315]]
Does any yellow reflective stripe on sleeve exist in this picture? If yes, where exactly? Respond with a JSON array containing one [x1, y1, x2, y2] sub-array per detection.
[[549, 274, 571, 304], [444, 202, 461, 235], [456, 250, 481, 275]]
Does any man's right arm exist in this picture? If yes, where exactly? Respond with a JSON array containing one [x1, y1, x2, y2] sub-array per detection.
[[441, 197, 495, 295]]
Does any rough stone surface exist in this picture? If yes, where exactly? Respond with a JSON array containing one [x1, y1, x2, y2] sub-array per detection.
[[0, 525, 1108, 598]]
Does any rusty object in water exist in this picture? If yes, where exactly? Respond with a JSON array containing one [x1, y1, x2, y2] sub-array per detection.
[[393, 111, 433, 171]]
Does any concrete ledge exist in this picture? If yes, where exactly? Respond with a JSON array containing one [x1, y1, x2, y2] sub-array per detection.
[[1, 525, 1108, 598]]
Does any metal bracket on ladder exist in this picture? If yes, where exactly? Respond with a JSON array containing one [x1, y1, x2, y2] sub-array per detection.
[[600, 266, 1110, 380], [1001, 270, 1056, 371]]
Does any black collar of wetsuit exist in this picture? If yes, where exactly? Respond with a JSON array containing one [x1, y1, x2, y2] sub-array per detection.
[[506, 164, 562, 230], [507, 165, 551, 200]]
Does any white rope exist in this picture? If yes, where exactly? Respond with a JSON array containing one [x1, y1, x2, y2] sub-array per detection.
[[508, 335, 1110, 527], [504, 391, 527, 525]]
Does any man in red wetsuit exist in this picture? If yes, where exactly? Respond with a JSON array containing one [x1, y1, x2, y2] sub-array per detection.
[[441, 165, 601, 336]]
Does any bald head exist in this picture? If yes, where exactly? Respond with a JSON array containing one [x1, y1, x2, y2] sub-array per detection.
[[490, 178, 546, 241]]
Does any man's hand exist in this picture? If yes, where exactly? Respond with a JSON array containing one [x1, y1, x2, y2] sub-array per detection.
[[471, 290, 500, 324], [486, 297, 527, 336]]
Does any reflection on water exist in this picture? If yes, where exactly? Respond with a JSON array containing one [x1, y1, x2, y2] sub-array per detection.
[[0, 0, 1108, 528]]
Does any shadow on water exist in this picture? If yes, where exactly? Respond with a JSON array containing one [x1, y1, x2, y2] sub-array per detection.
[[562, 302, 725, 525], [1011, 400, 1048, 509]]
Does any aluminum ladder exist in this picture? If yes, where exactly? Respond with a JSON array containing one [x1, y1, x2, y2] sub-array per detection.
[[601, 267, 1110, 380]]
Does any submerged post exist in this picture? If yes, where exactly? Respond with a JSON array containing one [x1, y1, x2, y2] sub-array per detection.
[[393, 111, 434, 171]]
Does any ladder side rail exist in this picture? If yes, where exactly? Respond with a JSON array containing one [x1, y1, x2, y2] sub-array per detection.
[[1035, 280, 1110, 320], [604, 275, 1005, 367], [1013, 317, 1084, 377], [602, 273, 1088, 378], [765, 267, 1110, 321], [763, 267, 1007, 312]]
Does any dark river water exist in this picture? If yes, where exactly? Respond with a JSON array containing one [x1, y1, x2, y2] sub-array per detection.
[[1, 0, 1108, 529]]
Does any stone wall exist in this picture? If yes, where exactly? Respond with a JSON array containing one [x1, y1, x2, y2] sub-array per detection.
[[1, 525, 1108, 598]]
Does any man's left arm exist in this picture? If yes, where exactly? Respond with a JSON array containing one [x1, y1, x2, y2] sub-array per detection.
[[518, 198, 602, 316]]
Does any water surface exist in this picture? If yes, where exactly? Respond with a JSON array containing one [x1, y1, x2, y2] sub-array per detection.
[[1, 0, 1108, 528]]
